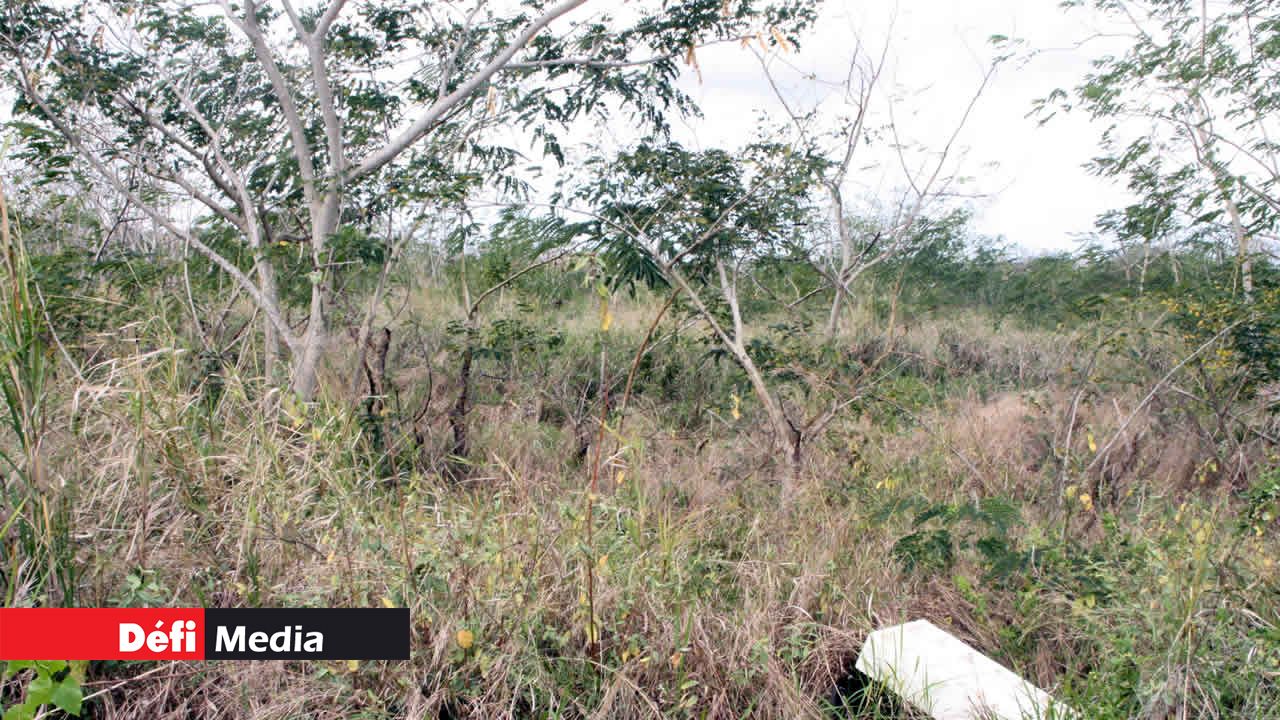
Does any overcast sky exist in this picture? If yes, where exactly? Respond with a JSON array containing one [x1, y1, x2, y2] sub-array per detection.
[[647, 0, 1136, 253]]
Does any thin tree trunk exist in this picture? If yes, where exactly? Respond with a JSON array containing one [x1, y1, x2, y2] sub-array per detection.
[[259, 262, 280, 379], [347, 220, 422, 395], [730, 337, 801, 472], [1226, 200, 1253, 301], [292, 193, 340, 399], [292, 327, 324, 399], [291, 255, 328, 399], [826, 283, 845, 339], [1187, 95, 1253, 303], [825, 184, 852, 340], [360, 327, 392, 455], [711, 261, 802, 471], [289, 225, 330, 397], [615, 287, 681, 441], [447, 344, 474, 477], [1138, 238, 1150, 298]]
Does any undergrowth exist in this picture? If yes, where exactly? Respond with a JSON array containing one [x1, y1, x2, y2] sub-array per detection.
[[1, 223, 1278, 718]]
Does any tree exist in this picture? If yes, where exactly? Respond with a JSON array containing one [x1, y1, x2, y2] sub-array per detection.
[[0, 0, 818, 398], [569, 26, 1001, 478], [1047, 0, 1280, 302], [755, 25, 999, 339], [577, 141, 829, 475], [443, 210, 590, 472]]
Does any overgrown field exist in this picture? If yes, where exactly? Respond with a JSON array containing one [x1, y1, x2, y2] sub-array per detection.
[[6, 0, 1280, 716], [3, 219, 1278, 719]]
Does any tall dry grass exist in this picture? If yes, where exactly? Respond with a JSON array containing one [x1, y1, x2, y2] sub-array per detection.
[[2, 274, 1278, 719]]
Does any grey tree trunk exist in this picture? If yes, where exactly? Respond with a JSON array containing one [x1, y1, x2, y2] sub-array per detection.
[[258, 261, 280, 379], [1227, 200, 1253, 302], [291, 197, 340, 399], [825, 184, 852, 340]]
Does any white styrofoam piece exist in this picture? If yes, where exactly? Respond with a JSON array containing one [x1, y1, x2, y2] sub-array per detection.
[[855, 619, 1072, 720]]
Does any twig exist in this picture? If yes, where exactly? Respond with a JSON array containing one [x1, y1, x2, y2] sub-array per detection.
[[614, 287, 681, 440], [34, 663, 174, 719], [1085, 322, 1241, 474]]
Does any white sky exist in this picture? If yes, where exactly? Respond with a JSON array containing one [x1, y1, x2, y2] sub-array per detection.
[[649, 0, 1136, 253]]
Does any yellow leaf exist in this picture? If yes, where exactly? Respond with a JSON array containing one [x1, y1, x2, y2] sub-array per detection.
[[769, 26, 792, 52], [346, 659, 359, 673], [683, 44, 703, 83], [599, 297, 614, 330], [730, 392, 741, 420], [456, 629, 474, 650], [381, 596, 396, 609], [1086, 432, 1097, 453]]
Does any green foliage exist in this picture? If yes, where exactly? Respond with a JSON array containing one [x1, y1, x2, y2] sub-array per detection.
[[885, 496, 1025, 578], [2, 660, 84, 720], [28, 248, 176, 342], [0, 194, 78, 607], [474, 209, 592, 306], [1046, 0, 1278, 322], [861, 209, 999, 313], [114, 567, 170, 608], [1, 0, 821, 293], [1045, 503, 1278, 718], [1162, 274, 1280, 395], [1242, 464, 1280, 536], [842, 209, 1126, 328], [447, 315, 565, 369], [0, 205, 50, 481], [891, 528, 955, 573], [577, 141, 825, 292]]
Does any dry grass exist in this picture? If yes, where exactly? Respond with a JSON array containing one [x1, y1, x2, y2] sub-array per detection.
[[2, 285, 1278, 719]]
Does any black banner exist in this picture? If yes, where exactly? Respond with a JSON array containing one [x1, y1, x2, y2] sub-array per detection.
[[203, 608, 410, 660]]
